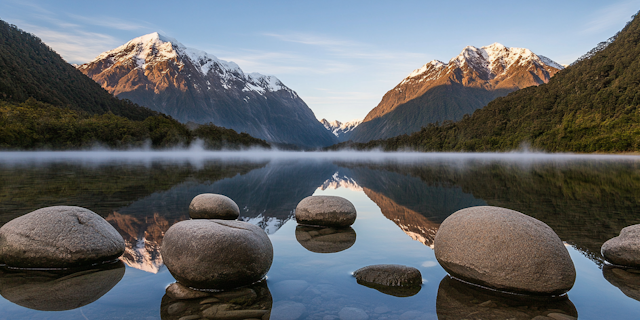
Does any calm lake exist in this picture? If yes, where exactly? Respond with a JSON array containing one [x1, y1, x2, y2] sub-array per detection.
[[0, 151, 639, 320]]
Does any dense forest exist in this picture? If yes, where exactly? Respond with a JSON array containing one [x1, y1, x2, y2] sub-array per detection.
[[0, 20, 270, 150], [331, 12, 640, 153], [0, 99, 270, 150]]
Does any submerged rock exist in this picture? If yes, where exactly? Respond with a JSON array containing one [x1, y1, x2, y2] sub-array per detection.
[[0, 206, 125, 268], [295, 226, 356, 253], [436, 275, 578, 320], [434, 206, 575, 295], [353, 264, 422, 297], [602, 224, 640, 268], [189, 193, 240, 220], [0, 261, 125, 311], [162, 219, 273, 290], [271, 301, 306, 320], [160, 279, 272, 320], [603, 265, 640, 302], [295, 196, 356, 227]]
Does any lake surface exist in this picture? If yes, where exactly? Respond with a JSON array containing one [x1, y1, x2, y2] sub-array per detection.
[[0, 151, 639, 320]]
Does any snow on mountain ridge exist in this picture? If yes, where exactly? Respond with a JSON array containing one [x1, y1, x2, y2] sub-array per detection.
[[321, 118, 362, 137], [85, 32, 289, 95], [403, 43, 564, 83]]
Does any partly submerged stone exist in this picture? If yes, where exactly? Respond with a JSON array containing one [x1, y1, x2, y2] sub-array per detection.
[[436, 275, 578, 320], [188, 193, 239, 220], [434, 206, 576, 295], [161, 279, 272, 320], [295, 196, 356, 227], [0, 261, 125, 311], [0, 206, 125, 268], [295, 226, 356, 253], [602, 224, 640, 268], [162, 219, 273, 290], [353, 264, 422, 297]]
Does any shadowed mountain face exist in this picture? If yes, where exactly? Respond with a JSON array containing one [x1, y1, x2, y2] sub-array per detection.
[[77, 33, 338, 148], [350, 43, 563, 142]]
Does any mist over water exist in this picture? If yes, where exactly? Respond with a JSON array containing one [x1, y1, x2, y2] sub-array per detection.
[[1, 149, 639, 167]]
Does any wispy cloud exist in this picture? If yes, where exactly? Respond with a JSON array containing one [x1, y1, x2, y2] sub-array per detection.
[[3, 0, 155, 64], [66, 14, 152, 31], [583, 0, 640, 34], [16, 20, 121, 63], [263, 32, 428, 61]]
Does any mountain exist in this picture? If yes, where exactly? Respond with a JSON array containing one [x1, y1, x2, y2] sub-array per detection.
[[78, 33, 338, 148], [341, 11, 640, 153], [349, 43, 563, 142], [320, 118, 362, 142]]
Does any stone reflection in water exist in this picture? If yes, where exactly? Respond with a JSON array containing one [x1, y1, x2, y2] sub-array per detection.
[[161, 280, 272, 320], [295, 226, 356, 253], [436, 275, 578, 320], [603, 265, 640, 302], [0, 261, 125, 311]]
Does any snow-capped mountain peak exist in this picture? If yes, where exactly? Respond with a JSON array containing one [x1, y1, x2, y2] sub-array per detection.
[[400, 43, 564, 86], [80, 32, 293, 95], [321, 118, 362, 137]]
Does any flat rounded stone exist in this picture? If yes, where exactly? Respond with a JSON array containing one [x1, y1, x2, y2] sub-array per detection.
[[189, 194, 239, 220], [434, 206, 576, 295], [162, 219, 273, 290], [602, 224, 640, 268], [0, 261, 125, 311], [271, 301, 306, 320], [295, 226, 356, 253], [354, 264, 422, 297], [295, 196, 356, 227], [354, 264, 422, 286], [0, 206, 125, 268]]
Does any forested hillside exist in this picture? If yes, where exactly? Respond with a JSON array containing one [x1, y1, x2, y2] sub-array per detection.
[[333, 12, 640, 153], [0, 20, 270, 150]]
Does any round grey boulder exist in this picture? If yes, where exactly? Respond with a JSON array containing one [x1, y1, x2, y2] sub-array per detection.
[[602, 224, 640, 268], [189, 193, 239, 220], [295, 196, 356, 227], [162, 219, 273, 290], [434, 206, 576, 295], [0, 206, 125, 268]]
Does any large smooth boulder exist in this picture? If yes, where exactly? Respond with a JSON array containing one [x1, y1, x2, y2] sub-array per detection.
[[434, 206, 575, 295], [436, 275, 578, 320], [188, 193, 239, 220], [0, 261, 125, 311], [0, 206, 125, 268], [602, 224, 640, 268], [295, 196, 356, 227], [162, 219, 273, 290], [295, 226, 356, 253]]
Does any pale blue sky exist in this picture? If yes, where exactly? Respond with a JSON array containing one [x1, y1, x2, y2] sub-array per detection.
[[2, 0, 639, 122]]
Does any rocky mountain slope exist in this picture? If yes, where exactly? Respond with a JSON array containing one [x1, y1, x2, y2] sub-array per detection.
[[320, 118, 362, 142], [341, 11, 640, 153], [78, 33, 337, 148], [350, 43, 563, 142]]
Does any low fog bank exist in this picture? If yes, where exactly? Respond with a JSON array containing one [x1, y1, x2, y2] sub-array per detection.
[[0, 146, 639, 167]]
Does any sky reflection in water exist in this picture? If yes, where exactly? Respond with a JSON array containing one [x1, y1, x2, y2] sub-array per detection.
[[0, 151, 639, 319]]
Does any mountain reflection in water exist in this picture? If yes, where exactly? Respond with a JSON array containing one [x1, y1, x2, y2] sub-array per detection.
[[2, 157, 640, 274]]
